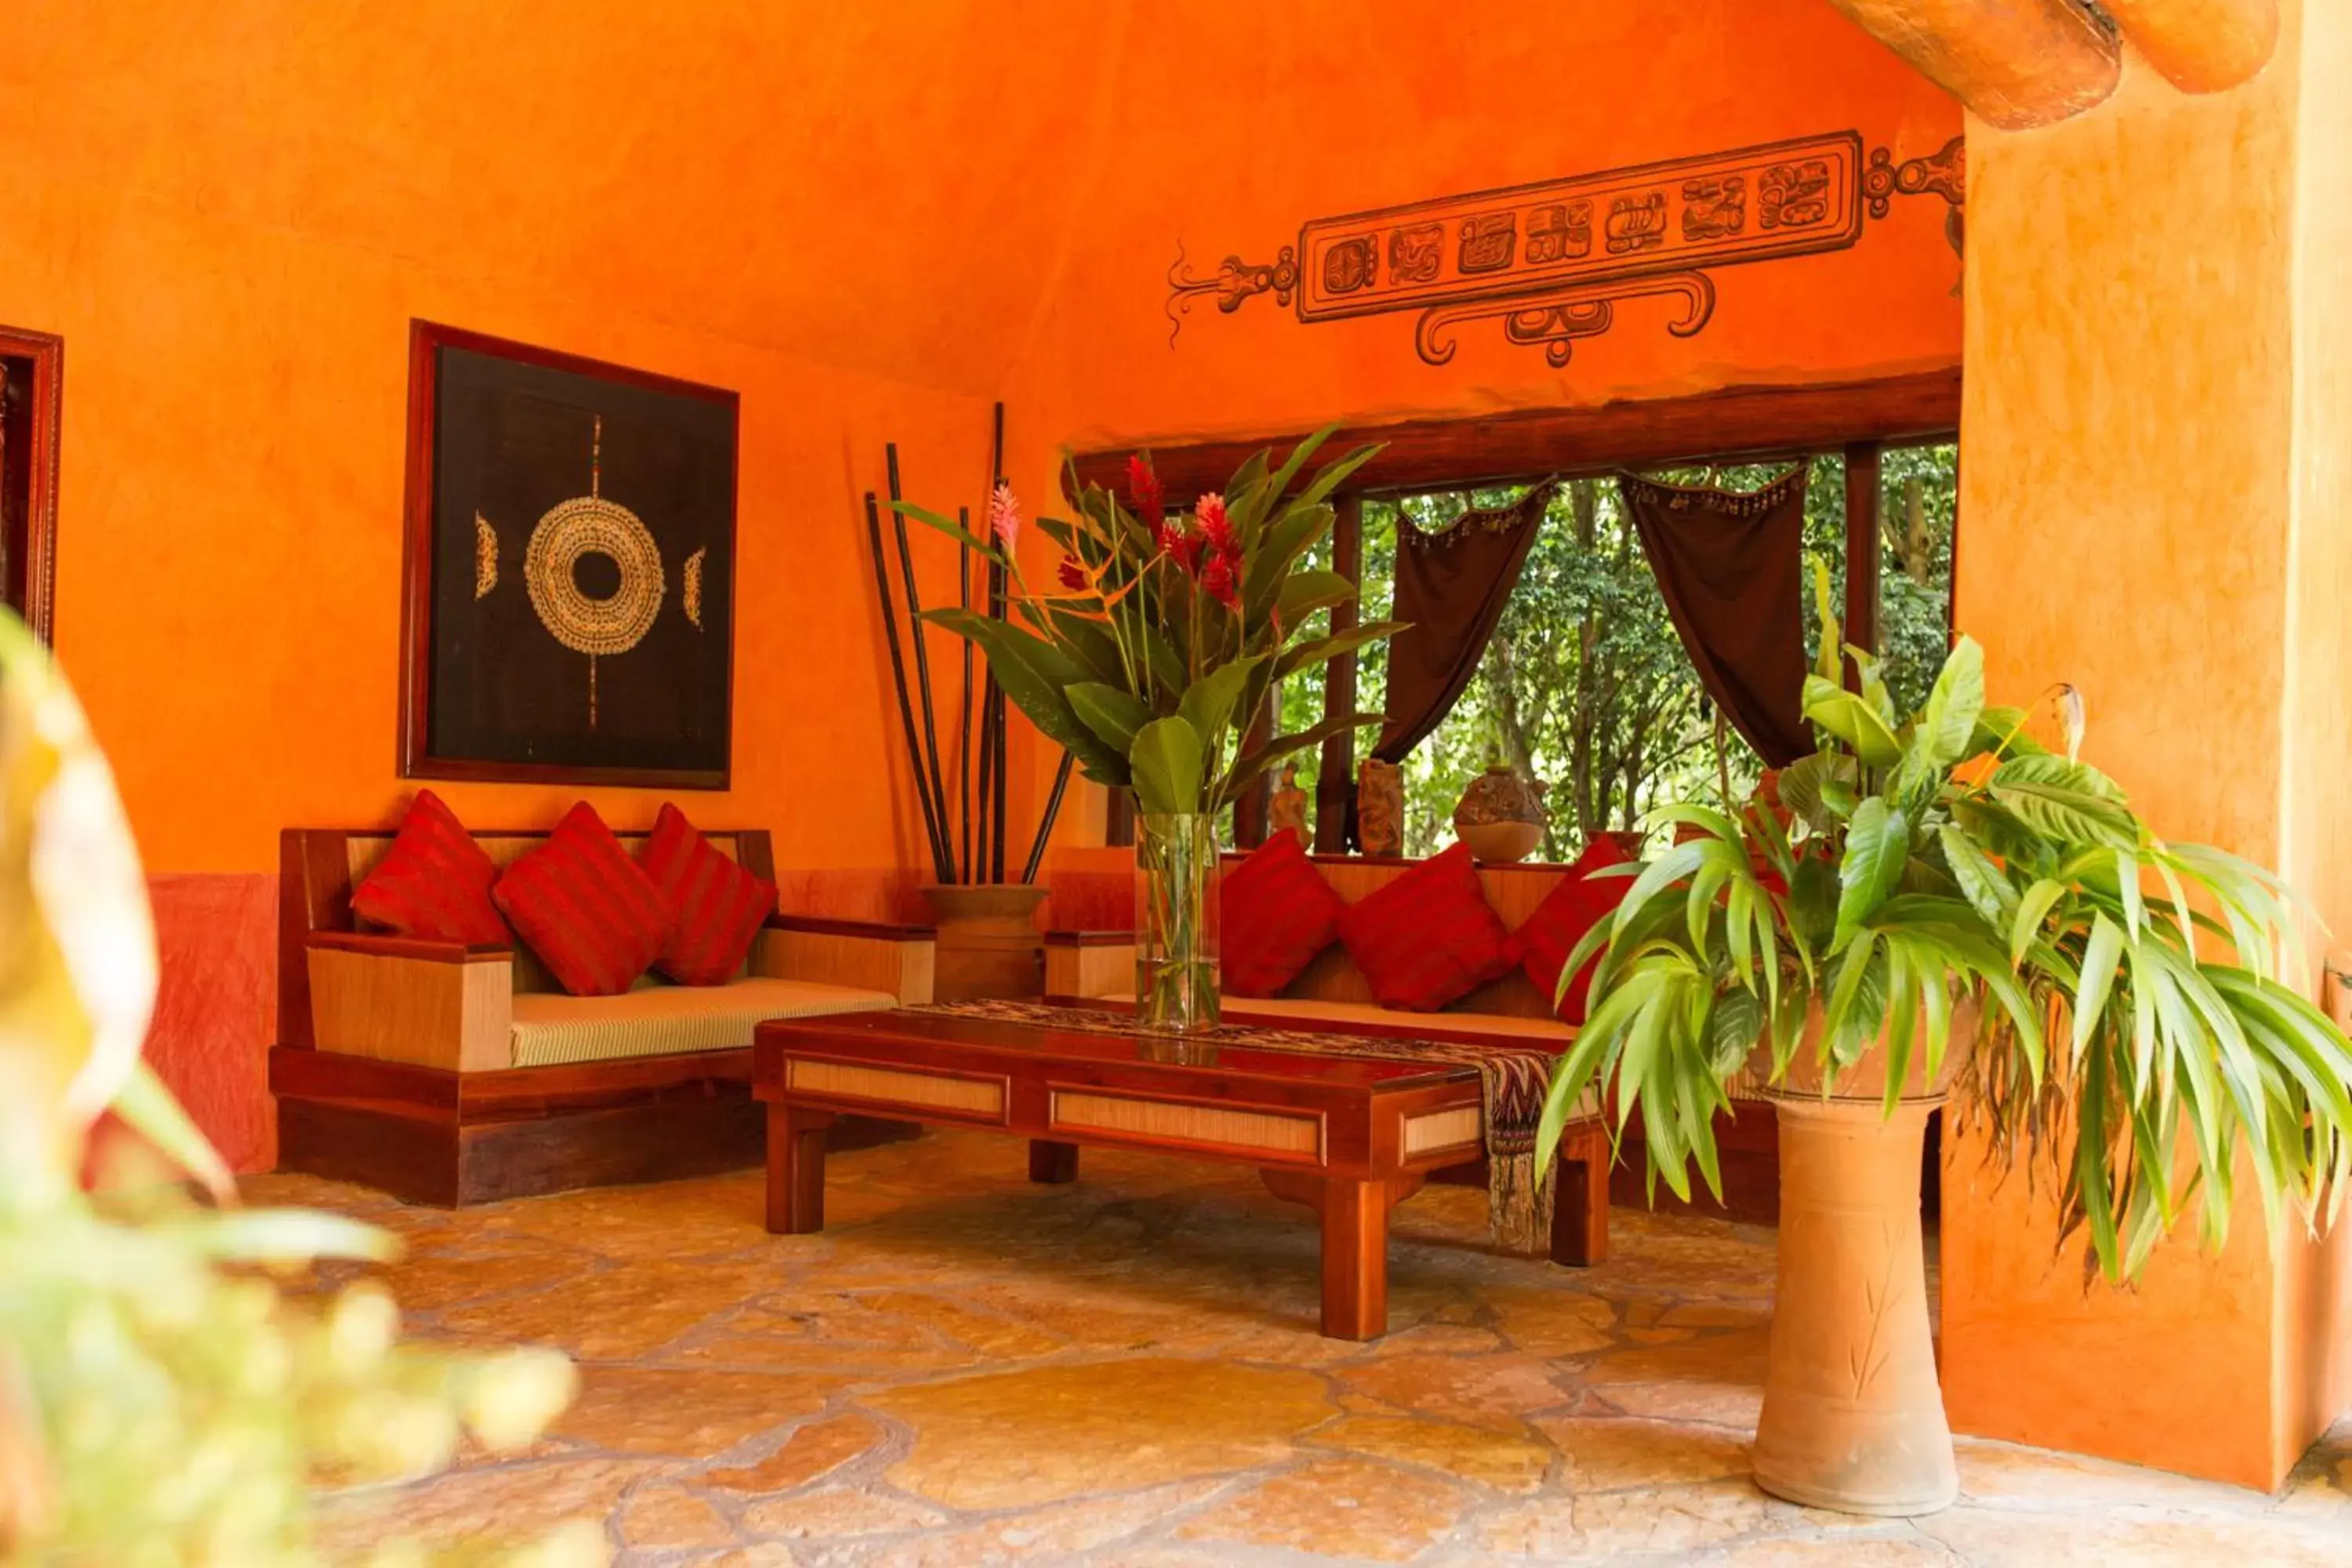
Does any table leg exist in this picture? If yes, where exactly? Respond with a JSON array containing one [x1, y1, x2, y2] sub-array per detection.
[[1550, 1123, 1610, 1267], [766, 1105, 831, 1235], [1319, 1177, 1388, 1340], [1028, 1139, 1080, 1184]]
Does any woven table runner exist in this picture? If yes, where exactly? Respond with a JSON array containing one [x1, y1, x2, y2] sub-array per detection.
[[913, 1000, 1559, 1254]]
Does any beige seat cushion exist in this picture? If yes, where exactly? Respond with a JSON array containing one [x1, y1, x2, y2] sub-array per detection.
[[508, 978, 898, 1069]]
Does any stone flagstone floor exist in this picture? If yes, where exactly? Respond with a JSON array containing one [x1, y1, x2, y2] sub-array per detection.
[[260, 1128, 2352, 1566]]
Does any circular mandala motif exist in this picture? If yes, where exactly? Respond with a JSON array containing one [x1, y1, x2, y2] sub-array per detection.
[[523, 495, 665, 656]]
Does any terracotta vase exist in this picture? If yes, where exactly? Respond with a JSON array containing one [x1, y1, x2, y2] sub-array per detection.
[[1745, 1005, 1971, 1517], [920, 883, 1048, 1004]]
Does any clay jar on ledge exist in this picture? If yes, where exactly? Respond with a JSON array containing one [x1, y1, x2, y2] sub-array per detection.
[[1452, 764, 1548, 862]]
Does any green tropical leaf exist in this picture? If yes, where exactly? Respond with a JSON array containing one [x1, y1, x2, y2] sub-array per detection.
[[1273, 619, 1408, 681], [888, 499, 1007, 566], [1939, 824, 2018, 932], [1274, 569, 1359, 628], [1127, 717, 1204, 815], [1916, 636, 1987, 768], [1833, 799, 1908, 951], [1066, 682, 1152, 756], [1804, 677, 1904, 768], [1174, 656, 1262, 759], [924, 608, 1128, 782], [1988, 755, 2139, 848]]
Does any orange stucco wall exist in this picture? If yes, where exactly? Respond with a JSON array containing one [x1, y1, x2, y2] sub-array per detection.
[[1947, 0, 2350, 1489]]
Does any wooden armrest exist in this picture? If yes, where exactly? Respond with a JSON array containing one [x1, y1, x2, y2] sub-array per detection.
[[307, 938, 514, 1073], [309, 931, 514, 964], [755, 923, 934, 1004], [1044, 932, 1134, 999], [765, 914, 937, 942]]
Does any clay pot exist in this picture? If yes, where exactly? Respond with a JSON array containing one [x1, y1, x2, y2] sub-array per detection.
[[1452, 764, 1548, 863], [1745, 1002, 1973, 1517], [920, 883, 1048, 1003]]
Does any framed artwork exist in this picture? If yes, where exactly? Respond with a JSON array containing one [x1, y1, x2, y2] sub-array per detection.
[[399, 321, 739, 788]]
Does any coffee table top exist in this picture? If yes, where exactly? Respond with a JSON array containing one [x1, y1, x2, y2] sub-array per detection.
[[754, 1006, 1480, 1093]]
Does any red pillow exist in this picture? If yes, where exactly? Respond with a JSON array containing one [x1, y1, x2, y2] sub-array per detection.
[[350, 789, 510, 946], [1508, 836, 1637, 1024], [637, 803, 777, 985], [1221, 830, 1345, 997], [492, 803, 676, 996], [1334, 842, 1515, 1011]]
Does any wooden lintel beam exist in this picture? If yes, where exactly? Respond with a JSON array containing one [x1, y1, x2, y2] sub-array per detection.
[[1067, 366, 1962, 505], [2102, 0, 2278, 94], [1824, 0, 2119, 131]]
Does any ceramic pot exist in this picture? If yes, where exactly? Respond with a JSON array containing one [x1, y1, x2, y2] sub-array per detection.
[[1453, 764, 1547, 863], [1745, 1003, 1972, 1517], [920, 883, 1048, 1004]]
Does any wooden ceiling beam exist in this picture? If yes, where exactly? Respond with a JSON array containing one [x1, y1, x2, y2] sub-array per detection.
[[1063, 367, 1962, 503], [1824, 0, 2120, 130], [2102, 0, 2279, 93]]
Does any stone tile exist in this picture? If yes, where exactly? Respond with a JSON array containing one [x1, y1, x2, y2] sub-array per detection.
[[1479, 1283, 1620, 1359], [1581, 1328, 1771, 1428], [311, 1457, 657, 1557], [377, 1235, 595, 1312], [1308, 1414, 1554, 1494], [1174, 1457, 1465, 1563], [1918, 1505, 2352, 1567], [1695, 1535, 1962, 1566], [557, 1367, 843, 1458], [742, 1485, 946, 1538], [1340, 1351, 1571, 1432], [705, 1414, 883, 1494], [1952, 1437, 2270, 1515], [619, 1482, 735, 1548], [855, 1290, 1065, 1358], [870, 1357, 1333, 1509], [1537, 1414, 1749, 1490], [1481, 1475, 1777, 1560], [437, 1259, 781, 1360], [873, 1478, 1227, 1566]]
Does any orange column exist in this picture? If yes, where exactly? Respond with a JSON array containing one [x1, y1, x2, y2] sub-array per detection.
[[1947, 0, 2350, 1487]]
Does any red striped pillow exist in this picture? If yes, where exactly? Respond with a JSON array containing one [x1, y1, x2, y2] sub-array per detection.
[[637, 803, 777, 985], [492, 803, 675, 996], [350, 790, 510, 946], [1221, 829, 1343, 997], [1334, 841, 1515, 1011]]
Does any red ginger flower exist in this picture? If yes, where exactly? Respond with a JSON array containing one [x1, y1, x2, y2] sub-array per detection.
[[987, 481, 1021, 550], [1056, 554, 1087, 591], [1196, 492, 1236, 560], [1201, 550, 1240, 611], [1127, 453, 1165, 532]]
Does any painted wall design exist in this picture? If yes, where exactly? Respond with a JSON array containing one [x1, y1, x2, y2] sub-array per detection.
[[1167, 132, 1965, 366]]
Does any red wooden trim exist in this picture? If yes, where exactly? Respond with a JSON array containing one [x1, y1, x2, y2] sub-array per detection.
[[0, 325, 64, 644], [397, 319, 739, 790], [764, 914, 937, 942], [1068, 367, 1962, 501], [735, 828, 777, 886], [269, 1043, 758, 1118], [1043, 930, 1138, 948], [307, 931, 514, 964]]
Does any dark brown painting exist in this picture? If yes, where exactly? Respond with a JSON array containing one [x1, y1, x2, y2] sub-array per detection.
[[400, 322, 739, 789]]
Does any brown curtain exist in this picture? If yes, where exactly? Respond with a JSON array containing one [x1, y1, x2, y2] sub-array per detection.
[[1619, 466, 1811, 768], [1373, 480, 1556, 763]]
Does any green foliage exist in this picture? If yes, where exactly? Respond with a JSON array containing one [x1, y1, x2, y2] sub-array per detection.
[[0, 615, 593, 1566], [1535, 629, 2352, 1284], [1280, 447, 1957, 860], [901, 434, 1401, 818]]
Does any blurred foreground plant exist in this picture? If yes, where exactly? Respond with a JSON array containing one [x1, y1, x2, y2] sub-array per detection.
[[0, 613, 597, 1566]]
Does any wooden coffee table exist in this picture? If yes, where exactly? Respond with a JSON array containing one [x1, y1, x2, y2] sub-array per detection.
[[752, 1007, 1606, 1340]]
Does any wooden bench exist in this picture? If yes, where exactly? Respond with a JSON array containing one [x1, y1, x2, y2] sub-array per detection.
[[270, 823, 934, 1205]]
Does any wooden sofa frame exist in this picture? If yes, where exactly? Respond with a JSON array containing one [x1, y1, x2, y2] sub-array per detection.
[[271, 825, 934, 1206]]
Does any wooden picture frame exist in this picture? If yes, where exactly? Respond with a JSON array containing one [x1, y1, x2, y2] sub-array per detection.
[[0, 325, 64, 644], [399, 321, 739, 789]]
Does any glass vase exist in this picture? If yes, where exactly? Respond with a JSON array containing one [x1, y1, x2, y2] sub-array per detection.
[[1134, 811, 1221, 1033]]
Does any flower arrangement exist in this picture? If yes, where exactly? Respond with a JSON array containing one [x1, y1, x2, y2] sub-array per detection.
[[896, 429, 1403, 1026], [896, 430, 1399, 827]]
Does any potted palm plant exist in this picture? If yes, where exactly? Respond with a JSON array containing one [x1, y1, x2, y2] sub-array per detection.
[[895, 430, 1403, 1031], [1535, 572, 2352, 1515]]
